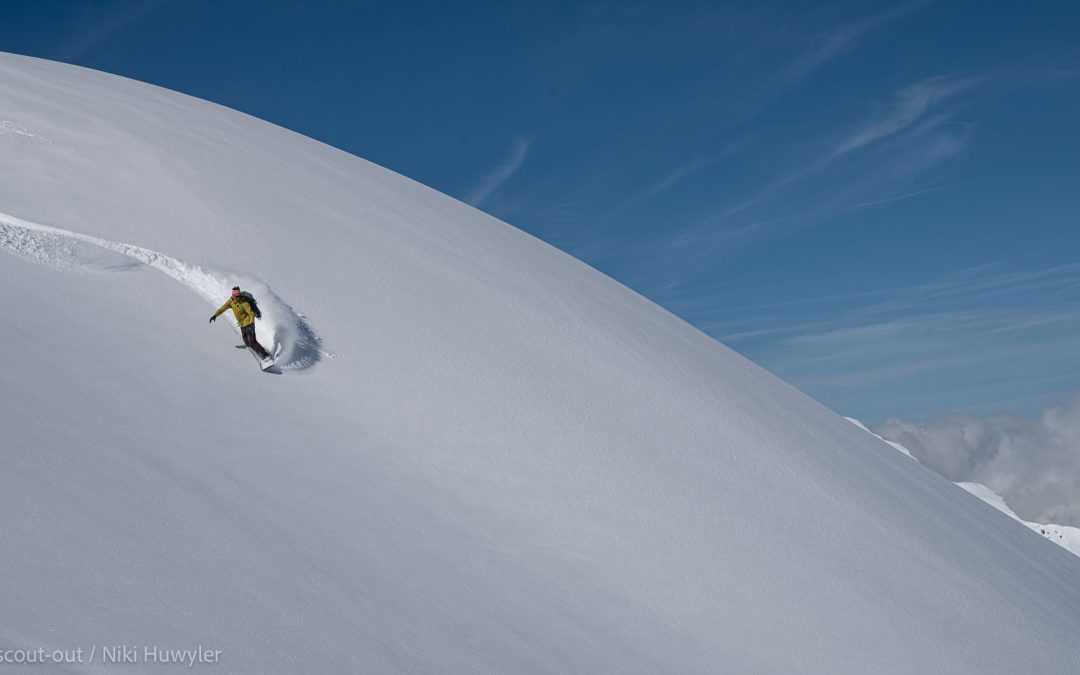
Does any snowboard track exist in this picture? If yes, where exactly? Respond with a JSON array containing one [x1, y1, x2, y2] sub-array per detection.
[[0, 210, 330, 372]]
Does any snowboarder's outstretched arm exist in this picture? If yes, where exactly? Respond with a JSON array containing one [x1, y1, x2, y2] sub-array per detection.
[[209, 299, 231, 323]]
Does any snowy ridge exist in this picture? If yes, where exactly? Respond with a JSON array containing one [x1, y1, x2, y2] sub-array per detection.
[[844, 417, 913, 457], [846, 417, 1080, 558], [3, 52, 1080, 673], [0, 210, 329, 371], [957, 483, 1080, 557]]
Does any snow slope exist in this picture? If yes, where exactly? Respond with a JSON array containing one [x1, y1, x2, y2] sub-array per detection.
[[2, 53, 1080, 674]]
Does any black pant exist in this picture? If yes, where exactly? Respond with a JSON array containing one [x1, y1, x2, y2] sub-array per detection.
[[242, 324, 270, 359]]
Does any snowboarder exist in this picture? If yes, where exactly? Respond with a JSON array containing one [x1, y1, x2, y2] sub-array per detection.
[[210, 286, 271, 362]]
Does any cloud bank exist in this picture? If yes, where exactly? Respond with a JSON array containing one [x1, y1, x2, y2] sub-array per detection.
[[874, 395, 1080, 527]]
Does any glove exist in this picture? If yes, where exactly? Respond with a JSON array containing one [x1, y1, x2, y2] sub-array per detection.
[[209, 315, 216, 324]]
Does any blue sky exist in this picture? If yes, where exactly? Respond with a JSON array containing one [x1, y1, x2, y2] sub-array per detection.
[[3, 0, 1080, 424]]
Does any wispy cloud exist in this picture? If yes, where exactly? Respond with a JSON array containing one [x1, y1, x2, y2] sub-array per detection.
[[1037, 69, 1080, 81], [542, 3, 937, 283], [634, 160, 705, 204], [55, 0, 165, 62], [676, 70, 985, 262], [719, 261, 1080, 344], [857, 179, 976, 208], [743, 1, 932, 116], [466, 136, 532, 208], [831, 74, 984, 157], [717, 259, 1080, 423]]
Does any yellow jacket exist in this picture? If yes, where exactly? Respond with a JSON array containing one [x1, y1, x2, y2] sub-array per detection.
[[212, 297, 257, 328]]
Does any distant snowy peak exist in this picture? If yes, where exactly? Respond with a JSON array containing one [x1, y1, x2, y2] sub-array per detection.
[[846, 417, 1080, 558], [956, 482, 1080, 557]]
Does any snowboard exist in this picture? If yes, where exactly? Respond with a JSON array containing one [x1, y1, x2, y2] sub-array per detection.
[[236, 345, 276, 371]]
